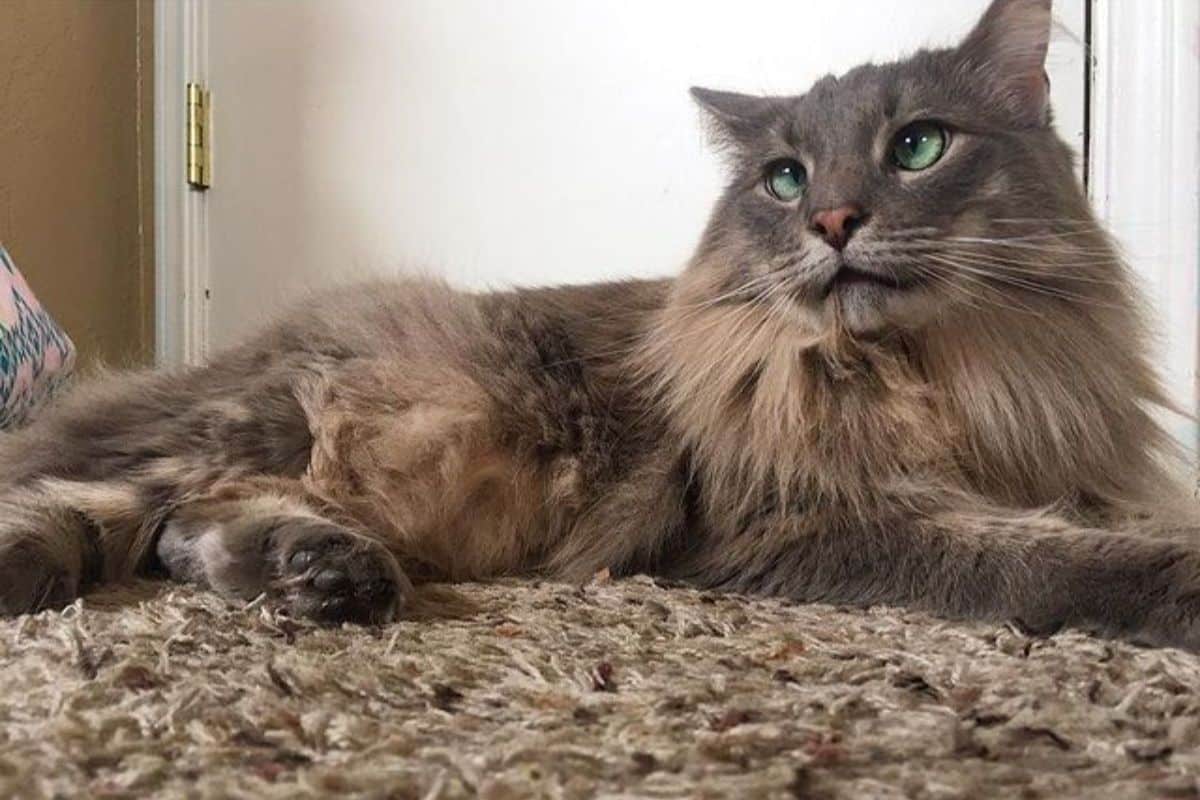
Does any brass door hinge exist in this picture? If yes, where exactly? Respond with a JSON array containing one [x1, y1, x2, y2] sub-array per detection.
[[187, 83, 211, 189]]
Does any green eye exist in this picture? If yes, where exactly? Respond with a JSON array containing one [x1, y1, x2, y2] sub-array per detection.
[[765, 159, 807, 201], [891, 121, 948, 171]]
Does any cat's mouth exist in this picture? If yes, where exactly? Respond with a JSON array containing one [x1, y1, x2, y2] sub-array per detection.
[[821, 265, 919, 298]]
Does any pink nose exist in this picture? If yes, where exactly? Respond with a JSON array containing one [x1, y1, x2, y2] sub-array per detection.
[[810, 205, 865, 250]]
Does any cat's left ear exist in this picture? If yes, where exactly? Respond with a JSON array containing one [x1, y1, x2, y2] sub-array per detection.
[[690, 87, 773, 149], [955, 0, 1053, 126]]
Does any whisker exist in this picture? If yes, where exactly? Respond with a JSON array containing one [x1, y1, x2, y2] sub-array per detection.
[[913, 251, 1128, 286], [939, 237, 1121, 256], [909, 261, 1046, 318], [924, 255, 1126, 309], [895, 236, 1121, 259]]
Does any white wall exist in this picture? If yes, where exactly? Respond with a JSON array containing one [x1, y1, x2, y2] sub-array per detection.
[[201, 0, 1085, 351]]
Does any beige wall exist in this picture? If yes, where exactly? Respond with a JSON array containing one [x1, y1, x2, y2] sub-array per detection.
[[0, 0, 155, 366]]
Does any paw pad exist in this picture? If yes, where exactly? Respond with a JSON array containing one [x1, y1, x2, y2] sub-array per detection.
[[276, 526, 407, 625]]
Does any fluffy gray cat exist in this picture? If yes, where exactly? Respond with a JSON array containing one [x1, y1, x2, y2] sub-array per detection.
[[3, 0, 1199, 648]]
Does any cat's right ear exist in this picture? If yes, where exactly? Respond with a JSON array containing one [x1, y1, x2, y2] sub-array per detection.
[[955, 0, 1053, 126], [690, 87, 771, 150]]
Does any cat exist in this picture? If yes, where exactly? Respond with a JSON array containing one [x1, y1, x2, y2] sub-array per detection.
[[2, 0, 1199, 649]]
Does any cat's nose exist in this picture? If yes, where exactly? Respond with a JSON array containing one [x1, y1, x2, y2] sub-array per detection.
[[809, 205, 866, 250]]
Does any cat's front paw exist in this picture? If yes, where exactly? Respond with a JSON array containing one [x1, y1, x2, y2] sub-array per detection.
[[273, 523, 411, 625]]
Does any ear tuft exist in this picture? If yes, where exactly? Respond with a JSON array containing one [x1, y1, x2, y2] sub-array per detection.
[[956, 0, 1052, 126], [690, 86, 771, 149]]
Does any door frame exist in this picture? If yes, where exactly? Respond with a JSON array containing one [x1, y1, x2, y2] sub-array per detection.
[[155, 0, 209, 366], [1087, 0, 1199, 456]]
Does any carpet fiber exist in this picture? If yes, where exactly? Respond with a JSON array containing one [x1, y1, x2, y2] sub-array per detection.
[[2, 575, 1199, 799]]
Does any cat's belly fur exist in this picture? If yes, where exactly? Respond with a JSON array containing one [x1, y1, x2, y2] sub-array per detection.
[[300, 357, 593, 580], [217, 277, 684, 583]]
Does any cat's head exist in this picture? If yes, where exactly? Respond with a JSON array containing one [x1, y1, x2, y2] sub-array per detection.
[[688, 0, 1108, 336]]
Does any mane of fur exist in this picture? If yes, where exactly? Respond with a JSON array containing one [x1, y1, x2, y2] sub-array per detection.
[[638, 223, 1189, 537]]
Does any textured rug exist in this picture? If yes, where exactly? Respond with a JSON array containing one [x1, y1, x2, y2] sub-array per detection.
[[2, 575, 1200, 800]]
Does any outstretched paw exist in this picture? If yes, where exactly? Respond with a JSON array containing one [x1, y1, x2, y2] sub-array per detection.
[[274, 524, 410, 625]]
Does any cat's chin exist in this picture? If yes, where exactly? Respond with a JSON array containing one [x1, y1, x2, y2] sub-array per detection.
[[823, 279, 936, 336]]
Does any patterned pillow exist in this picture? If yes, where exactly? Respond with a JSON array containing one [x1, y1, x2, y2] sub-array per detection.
[[0, 245, 75, 429]]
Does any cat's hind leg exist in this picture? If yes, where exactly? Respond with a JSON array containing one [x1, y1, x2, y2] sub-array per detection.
[[0, 473, 409, 624], [0, 479, 150, 615], [155, 479, 410, 624], [0, 359, 324, 616]]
